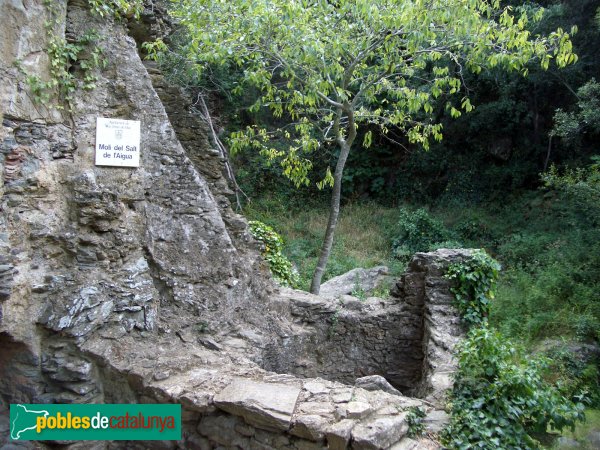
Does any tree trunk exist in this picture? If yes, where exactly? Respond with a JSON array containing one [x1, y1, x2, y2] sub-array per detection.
[[310, 141, 352, 294], [543, 135, 553, 172]]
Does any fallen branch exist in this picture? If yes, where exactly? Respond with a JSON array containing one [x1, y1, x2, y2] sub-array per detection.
[[193, 93, 249, 211]]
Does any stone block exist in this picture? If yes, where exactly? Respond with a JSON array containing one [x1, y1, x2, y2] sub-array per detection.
[[291, 414, 330, 441], [351, 413, 408, 450], [346, 402, 371, 419], [355, 376, 401, 396], [325, 419, 356, 450], [214, 378, 301, 431]]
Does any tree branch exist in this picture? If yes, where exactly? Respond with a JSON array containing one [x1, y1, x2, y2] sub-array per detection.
[[193, 93, 249, 210]]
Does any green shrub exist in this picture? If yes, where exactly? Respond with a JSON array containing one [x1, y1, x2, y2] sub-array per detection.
[[454, 216, 497, 243], [497, 232, 556, 267], [542, 155, 600, 218], [551, 79, 600, 147], [428, 240, 464, 251], [87, 0, 143, 19], [443, 328, 585, 450], [248, 220, 299, 288], [546, 346, 600, 407], [446, 250, 501, 329], [406, 406, 426, 438], [391, 207, 456, 260]]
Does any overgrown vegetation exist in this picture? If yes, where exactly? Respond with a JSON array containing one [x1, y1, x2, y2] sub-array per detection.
[[406, 406, 426, 439], [550, 79, 600, 150], [23, 0, 142, 109], [25, 29, 106, 108], [491, 157, 600, 343], [391, 207, 459, 261], [245, 200, 404, 291], [248, 220, 299, 288], [551, 409, 600, 449], [442, 251, 586, 449], [446, 251, 502, 329], [443, 328, 585, 449], [546, 347, 600, 407]]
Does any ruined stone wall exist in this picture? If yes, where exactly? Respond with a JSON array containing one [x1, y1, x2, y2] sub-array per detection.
[[263, 285, 424, 394], [0, 1, 467, 448], [392, 250, 470, 403], [259, 250, 470, 398]]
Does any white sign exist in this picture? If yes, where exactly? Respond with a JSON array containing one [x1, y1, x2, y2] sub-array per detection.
[[95, 118, 141, 167]]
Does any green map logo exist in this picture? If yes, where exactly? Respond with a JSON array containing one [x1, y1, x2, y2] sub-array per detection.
[[9, 404, 181, 441], [10, 405, 49, 440]]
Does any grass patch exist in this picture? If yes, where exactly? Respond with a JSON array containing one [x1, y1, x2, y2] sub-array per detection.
[[550, 409, 600, 449], [246, 189, 600, 345], [244, 199, 404, 290]]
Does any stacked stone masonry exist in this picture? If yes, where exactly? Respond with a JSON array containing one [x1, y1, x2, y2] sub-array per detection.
[[0, 1, 469, 449]]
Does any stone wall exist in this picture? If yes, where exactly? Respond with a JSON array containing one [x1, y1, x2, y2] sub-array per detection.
[[392, 250, 470, 403], [260, 249, 470, 399], [0, 1, 469, 448], [264, 285, 424, 394]]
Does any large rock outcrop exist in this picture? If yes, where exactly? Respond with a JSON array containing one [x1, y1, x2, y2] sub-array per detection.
[[0, 1, 471, 448]]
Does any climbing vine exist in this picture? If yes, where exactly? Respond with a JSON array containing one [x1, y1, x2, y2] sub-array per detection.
[[87, 0, 143, 20], [445, 250, 501, 329], [443, 328, 585, 449], [248, 220, 299, 288], [406, 406, 426, 438], [24, 0, 142, 109], [27, 29, 106, 108], [443, 251, 585, 449]]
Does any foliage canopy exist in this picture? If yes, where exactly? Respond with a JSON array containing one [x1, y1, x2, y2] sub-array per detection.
[[149, 0, 577, 292], [154, 0, 577, 185]]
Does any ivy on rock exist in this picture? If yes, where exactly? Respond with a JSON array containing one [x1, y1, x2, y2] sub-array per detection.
[[446, 250, 501, 329], [443, 251, 585, 449], [248, 220, 299, 288], [23, 0, 143, 110]]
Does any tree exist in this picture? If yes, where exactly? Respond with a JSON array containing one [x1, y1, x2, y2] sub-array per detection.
[[149, 0, 577, 294], [551, 78, 600, 145]]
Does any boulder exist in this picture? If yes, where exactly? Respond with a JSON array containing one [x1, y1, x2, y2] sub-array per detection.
[[355, 375, 402, 396], [587, 431, 600, 449], [319, 266, 389, 297], [423, 410, 449, 434]]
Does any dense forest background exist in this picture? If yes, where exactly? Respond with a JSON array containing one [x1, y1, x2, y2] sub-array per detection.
[[153, 0, 600, 447]]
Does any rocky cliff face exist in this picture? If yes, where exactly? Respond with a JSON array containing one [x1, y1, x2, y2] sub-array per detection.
[[0, 0, 272, 431], [0, 1, 468, 449]]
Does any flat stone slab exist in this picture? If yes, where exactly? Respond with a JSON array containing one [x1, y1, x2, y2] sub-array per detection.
[[352, 413, 408, 450], [214, 378, 301, 431]]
